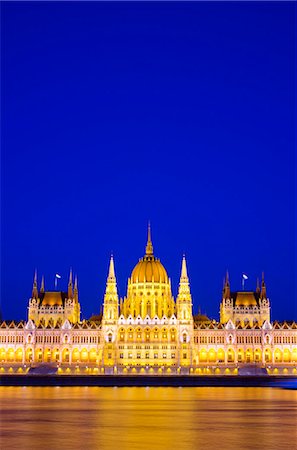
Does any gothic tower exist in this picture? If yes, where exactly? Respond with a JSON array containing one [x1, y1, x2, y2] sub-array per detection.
[[176, 255, 194, 367], [102, 255, 119, 367], [102, 255, 119, 323], [176, 255, 193, 321]]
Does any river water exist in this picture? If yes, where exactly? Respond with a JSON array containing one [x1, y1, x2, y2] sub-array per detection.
[[0, 386, 296, 450]]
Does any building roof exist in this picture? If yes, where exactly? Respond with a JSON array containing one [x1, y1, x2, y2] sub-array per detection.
[[232, 291, 260, 307], [193, 313, 211, 323], [40, 291, 67, 307]]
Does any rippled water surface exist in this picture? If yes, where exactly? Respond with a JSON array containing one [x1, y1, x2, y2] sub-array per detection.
[[0, 386, 296, 450]]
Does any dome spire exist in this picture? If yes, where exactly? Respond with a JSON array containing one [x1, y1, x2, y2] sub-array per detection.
[[145, 222, 154, 255]]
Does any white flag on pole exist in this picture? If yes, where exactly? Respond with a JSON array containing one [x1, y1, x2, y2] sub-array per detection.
[[242, 273, 248, 290], [54, 273, 61, 289]]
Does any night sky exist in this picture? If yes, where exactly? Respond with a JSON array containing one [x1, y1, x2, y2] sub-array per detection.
[[1, 2, 296, 322]]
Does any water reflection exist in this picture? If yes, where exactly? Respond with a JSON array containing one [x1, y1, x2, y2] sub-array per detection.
[[0, 387, 296, 450]]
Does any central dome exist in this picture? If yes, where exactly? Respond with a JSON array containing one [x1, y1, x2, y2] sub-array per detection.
[[130, 225, 169, 284], [131, 256, 169, 284]]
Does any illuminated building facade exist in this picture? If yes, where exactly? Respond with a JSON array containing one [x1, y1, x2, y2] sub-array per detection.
[[0, 227, 296, 376]]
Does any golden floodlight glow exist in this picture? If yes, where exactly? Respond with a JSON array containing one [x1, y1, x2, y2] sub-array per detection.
[[0, 226, 296, 377]]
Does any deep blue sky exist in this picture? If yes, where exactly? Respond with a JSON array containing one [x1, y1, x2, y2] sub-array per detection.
[[1, 2, 296, 322]]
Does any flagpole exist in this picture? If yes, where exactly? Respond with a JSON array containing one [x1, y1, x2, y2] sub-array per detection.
[[55, 276, 57, 289]]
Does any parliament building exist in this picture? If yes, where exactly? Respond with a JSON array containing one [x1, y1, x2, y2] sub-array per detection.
[[1, 226, 296, 376]]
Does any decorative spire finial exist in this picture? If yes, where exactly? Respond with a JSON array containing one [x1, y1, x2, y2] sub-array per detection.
[[145, 222, 153, 255]]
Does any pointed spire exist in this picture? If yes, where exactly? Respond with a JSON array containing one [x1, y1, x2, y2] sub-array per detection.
[[32, 269, 38, 299], [226, 270, 229, 285], [181, 254, 188, 279], [73, 274, 78, 302], [145, 222, 153, 255], [256, 277, 260, 294], [177, 255, 191, 295], [74, 275, 78, 292], [222, 277, 226, 296], [223, 270, 230, 299], [108, 254, 115, 279], [177, 254, 192, 320], [40, 275, 45, 293], [260, 272, 267, 299], [68, 268, 73, 298]]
